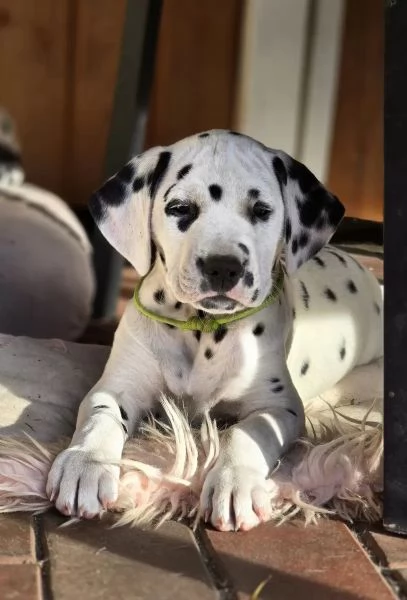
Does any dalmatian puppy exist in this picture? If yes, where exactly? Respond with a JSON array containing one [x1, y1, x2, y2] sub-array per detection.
[[46, 130, 383, 531]]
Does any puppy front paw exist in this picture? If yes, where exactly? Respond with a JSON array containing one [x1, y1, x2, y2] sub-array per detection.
[[46, 447, 120, 518], [200, 465, 272, 532]]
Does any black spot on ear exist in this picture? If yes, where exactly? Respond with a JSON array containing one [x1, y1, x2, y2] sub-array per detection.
[[214, 325, 228, 343], [204, 348, 214, 359], [147, 151, 171, 198], [253, 323, 264, 336], [288, 159, 319, 195], [299, 281, 309, 309], [339, 345, 346, 360], [291, 238, 298, 255], [132, 176, 145, 192], [248, 188, 260, 199], [119, 406, 129, 420], [300, 361, 309, 376], [194, 330, 202, 342], [270, 377, 280, 384], [251, 289, 259, 302], [272, 156, 288, 192], [89, 193, 105, 222], [347, 280, 358, 294], [298, 232, 309, 248], [174, 301, 182, 310], [208, 184, 223, 201], [199, 132, 210, 138], [93, 177, 126, 209], [164, 183, 176, 200], [324, 287, 337, 302], [118, 162, 136, 184], [286, 408, 297, 416], [374, 302, 381, 315], [312, 256, 325, 267], [326, 248, 347, 266], [243, 272, 254, 288], [272, 385, 284, 393], [285, 218, 292, 243], [154, 289, 166, 304], [239, 243, 250, 255], [177, 164, 192, 180]]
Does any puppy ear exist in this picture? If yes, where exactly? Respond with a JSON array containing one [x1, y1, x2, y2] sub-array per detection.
[[272, 151, 345, 274], [89, 147, 171, 276]]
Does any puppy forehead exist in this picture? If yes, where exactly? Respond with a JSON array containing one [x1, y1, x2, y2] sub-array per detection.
[[165, 131, 276, 188]]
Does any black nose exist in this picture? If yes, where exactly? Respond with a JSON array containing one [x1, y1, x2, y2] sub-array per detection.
[[200, 254, 244, 293]]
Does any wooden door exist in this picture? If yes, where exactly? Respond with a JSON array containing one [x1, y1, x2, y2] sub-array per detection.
[[327, 0, 383, 222]]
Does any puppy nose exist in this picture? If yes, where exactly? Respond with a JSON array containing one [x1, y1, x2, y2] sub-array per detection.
[[201, 255, 244, 293]]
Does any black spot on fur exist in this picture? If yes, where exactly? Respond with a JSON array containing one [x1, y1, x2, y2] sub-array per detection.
[[164, 183, 176, 201], [285, 218, 292, 243], [88, 193, 105, 222], [214, 326, 228, 343], [122, 423, 128, 435], [291, 237, 298, 255], [272, 156, 288, 192], [154, 289, 165, 304], [272, 385, 284, 393], [196, 257, 204, 272], [177, 164, 192, 180], [94, 405, 109, 410], [0, 144, 20, 165], [199, 132, 210, 138], [298, 232, 309, 248], [208, 184, 223, 201], [174, 302, 182, 310], [248, 188, 260, 199], [244, 272, 254, 287], [347, 280, 358, 294], [132, 176, 144, 192], [118, 162, 136, 184], [326, 248, 347, 266], [251, 289, 259, 302], [229, 131, 242, 136], [205, 348, 214, 360], [270, 377, 280, 384], [119, 406, 129, 420], [340, 345, 346, 360], [253, 323, 264, 336], [166, 324, 176, 330], [374, 302, 381, 315], [194, 330, 202, 342], [286, 408, 297, 416], [147, 151, 171, 198], [239, 243, 250, 255], [312, 256, 325, 267], [300, 361, 309, 376], [92, 177, 126, 210], [300, 281, 310, 309], [324, 287, 337, 302]]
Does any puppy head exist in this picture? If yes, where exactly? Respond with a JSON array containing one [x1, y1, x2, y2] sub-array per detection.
[[90, 131, 344, 314]]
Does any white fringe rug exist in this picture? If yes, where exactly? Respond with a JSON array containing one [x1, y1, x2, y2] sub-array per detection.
[[0, 357, 383, 529]]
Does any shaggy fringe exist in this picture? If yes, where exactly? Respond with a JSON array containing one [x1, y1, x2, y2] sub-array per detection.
[[0, 396, 382, 528]]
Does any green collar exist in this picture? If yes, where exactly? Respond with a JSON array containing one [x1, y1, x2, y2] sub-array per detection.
[[132, 263, 285, 333]]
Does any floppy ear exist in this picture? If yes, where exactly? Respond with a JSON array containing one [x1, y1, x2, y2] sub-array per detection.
[[89, 147, 171, 276], [272, 151, 345, 274]]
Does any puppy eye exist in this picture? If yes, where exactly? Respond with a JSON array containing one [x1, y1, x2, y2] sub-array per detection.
[[251, 201, 273, 222], [165, 200, 193, 217]]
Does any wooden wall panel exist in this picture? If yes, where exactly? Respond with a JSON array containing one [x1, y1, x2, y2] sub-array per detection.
[[0, 0, 69, 194], [145, 0, 243, 148], [327, 0, 383, 222], [68, 0, 126, 205]]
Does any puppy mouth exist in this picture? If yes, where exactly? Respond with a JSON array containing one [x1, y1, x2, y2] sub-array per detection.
[[198, 295, 239, 312]]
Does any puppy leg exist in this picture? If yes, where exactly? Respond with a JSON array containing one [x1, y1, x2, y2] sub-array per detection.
[[47, 311, 162, 517], [201, 378, 304, 531]]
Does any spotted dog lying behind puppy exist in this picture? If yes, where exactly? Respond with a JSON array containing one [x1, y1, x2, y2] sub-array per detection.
[[47, 130, 383, 531]]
